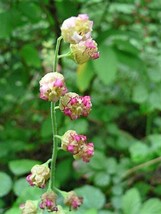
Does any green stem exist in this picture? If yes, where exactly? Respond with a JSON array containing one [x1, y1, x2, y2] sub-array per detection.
[[53, 36, 63, 72], [58, 52, 71, 59], [49, 36, 62, 190], [55, 135, 62, 140], [50, 102, 58, 190], [122, 156, 161, 179]]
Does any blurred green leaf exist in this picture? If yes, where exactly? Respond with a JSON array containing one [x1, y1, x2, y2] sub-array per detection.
[[13, 178, 29, 196], [0, 172, 12, 197], [122, 188, 141, 214], [20, 44, 41, 67], [129, 142, 150, 163], [77, 61, 95, 92], [132, 84, 148, 104], [0, 11, 12, 38], [76, 185, 105, 209], [94, 172, 110, 187], [41, 116, 52, 138], [93, 45, 117, 85], [140, 199, 161, 214], [9, 159, 41, 176], [89, 151, 107, 170]]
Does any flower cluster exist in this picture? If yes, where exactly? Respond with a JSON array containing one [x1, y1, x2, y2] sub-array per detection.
[[61, 14, 99, 64], [61, 14, 93, 44], [20, 200, 37, 214], [26, 164, 50, 188], [64, 191, 83, 210], [59, 92, 92, 120], [61, 130, 94, 162], [39, 192, 58, 212], [39, 72, 67, 102]]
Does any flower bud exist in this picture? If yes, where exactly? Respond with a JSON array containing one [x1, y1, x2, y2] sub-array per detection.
[[59, 92, 92, 120], [39, 72, 67, 102], [26, 164, 50, 188], [39, 191, 58, 212], [64, 191, 83, 210], [70, 39, 99, 64], [61, 130, 86, 154], [61, 14, 93, 44], [20, 200, 37, 214]]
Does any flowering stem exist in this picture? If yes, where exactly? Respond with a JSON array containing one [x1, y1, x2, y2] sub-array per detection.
[[53, 36, 63, 72], [50, 36, 62, 190]]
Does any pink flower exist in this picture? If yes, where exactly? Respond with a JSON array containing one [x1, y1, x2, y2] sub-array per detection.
[[39, 191, 58, 212], [59, 92, 92, 120], [64, 191, 83, 210], [61, 130, 94, 162], [70, 38, 99, 64], [39, 72, 67, 102], [74, 142, 94, 162], [61, 14, 93, 44]]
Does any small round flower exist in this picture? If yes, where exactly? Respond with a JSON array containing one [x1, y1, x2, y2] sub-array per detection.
[[20, 200, 37, 214], [39, 72, 67, 102], [74, 142, 94, 162], [70, 39, 99, 64], [26, 164, 50, 188], [40, 191, 58, 212], [61, 14, 93, 44], [61, 130, 86, 154], [59, 92, 92, 120], [64, 191, 83, 210]]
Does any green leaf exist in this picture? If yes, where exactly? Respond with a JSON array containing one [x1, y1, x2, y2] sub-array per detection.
[[5, 207, 20, 214], [75, 185, 105, 209], [89, 151, 107, 170], [18, 2, 41, 22], [66, 118, 88, 134], [132, 84, 148, 104], [41, 116, 52, 138], [20, 44, 41, 67], [140, 199, 161, 214], [148, 134, 161, 155], [0, 172, 12, 197], [129, 142, 150, 163], [13, 178, 29, 196], [93, 45, 117, 85], [56, 158, 72, 187], [148, 92, 161, 111], [106, 158, 117, 174], [9, 159, 41, 176], [15, 185, 45, 205], [94, 172, 110, 187], [0, 11, 12, 38], [122, 188, 141, 214], [77, 61, 95, 92]]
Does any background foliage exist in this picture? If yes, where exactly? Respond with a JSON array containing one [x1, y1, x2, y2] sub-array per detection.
[[1, 0, 161, 213]]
